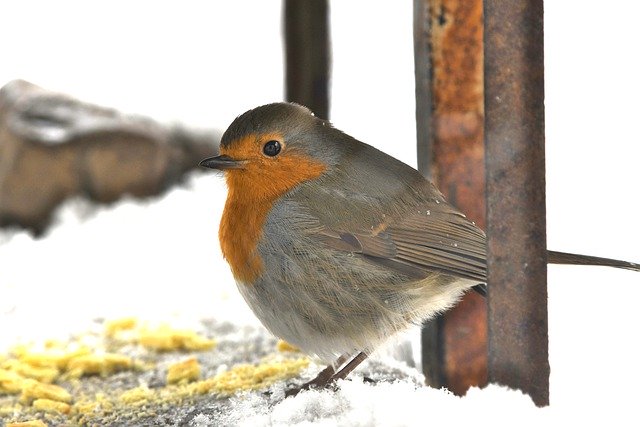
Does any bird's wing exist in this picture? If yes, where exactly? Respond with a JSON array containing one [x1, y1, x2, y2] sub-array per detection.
[[313, 203, 487, 282]]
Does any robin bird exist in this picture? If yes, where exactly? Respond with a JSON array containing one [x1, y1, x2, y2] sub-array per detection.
[[199, 102, 639, 395]]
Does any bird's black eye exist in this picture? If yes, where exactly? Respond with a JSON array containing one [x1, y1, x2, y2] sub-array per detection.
[[263, 140, 281, 157]]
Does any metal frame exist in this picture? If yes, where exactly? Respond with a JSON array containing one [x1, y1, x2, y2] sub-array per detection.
[[484, 0, 549, 407]]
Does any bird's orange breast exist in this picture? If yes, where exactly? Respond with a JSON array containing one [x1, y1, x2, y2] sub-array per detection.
[[218, 133, 326, 284]]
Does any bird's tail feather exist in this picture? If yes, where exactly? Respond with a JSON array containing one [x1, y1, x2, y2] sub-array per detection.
[[471, 251, 638, 297], [547, 250, 640, 272]]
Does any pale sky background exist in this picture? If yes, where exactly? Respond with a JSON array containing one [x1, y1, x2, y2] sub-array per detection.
[[0, 0, 639, 422]]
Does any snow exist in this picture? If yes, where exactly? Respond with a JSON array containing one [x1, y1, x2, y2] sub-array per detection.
[[0, 174, 259, 344], [1, 0, 640, 425]]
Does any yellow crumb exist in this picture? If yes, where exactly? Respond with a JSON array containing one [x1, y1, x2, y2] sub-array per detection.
[[6, 420, 48, 427], [65, 353, 133, 378], [19, 379, 72, 404], [167, 357, 200, 384], [119, 386, 155, 406], [2, 360, 59, 383], [185, 357, 309, 396], [0, 403, 23, 417], [0, 368, 26, 394], [9, 344, 31, 358], [43, 340, 65, 349], [104, 318, 137, 338], [32, 398, 71, 414], [182, 334, 217, 351], [72, 392, 114, 416], [19, 346, 91, 370], [276, 340, 300, 353], [138, 325, 216, 351]]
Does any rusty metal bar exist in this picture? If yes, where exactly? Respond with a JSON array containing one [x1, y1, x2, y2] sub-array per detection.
[[414, 0, 434, 180], [284, 0, 331, 119], [414, 0, 487, 394], [484, 0, 549, 407], [413, 0, 443, 388]]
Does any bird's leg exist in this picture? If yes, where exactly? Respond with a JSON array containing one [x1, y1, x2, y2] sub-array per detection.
[[284, 352, 370, 397], [285, 354, 348, 397], [328, 351, 368, 382]]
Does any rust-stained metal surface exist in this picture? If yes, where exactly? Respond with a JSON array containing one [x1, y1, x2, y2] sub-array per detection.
[[284, 0, 331, 119], [414, 0, 442, 388], [484, 0, 549, 407], [415, 0, 487, 394]]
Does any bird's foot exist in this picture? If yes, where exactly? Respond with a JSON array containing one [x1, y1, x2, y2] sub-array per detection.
[[284, 363, 335, 397], [284, 352, 369, 397]]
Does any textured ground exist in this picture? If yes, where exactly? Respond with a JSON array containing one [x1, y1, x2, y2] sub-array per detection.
[[0, 317, 423, 427]]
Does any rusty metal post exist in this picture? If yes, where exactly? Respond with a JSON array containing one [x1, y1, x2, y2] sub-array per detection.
[[484, 0, 549, 407], [414, 0, 434, 180], [414, 0, 487, 393], [284, 0, 331, 119], [414, 0, 442, 388]]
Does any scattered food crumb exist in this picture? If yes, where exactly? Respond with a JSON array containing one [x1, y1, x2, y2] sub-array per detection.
[[65, 353, 133, 378], [167, 357, 200, 385], [1, 360, 58, 384], [276, 340, 300, 353], [6, 420, 48, 427], [19, 380, 72, 405], [0, 318, 311, 425], [31, 398, 71, 415], [119, 386, 155, 406], [104, 318, 137, 338], [138, 324, 216, 351], [183, 357, 309, 396]]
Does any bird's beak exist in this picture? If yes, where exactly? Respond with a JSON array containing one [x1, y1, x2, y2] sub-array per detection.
[[199, 155, 245, 170]]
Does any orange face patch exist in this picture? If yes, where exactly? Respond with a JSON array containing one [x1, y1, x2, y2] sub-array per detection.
[[218, 133, 326, 283]]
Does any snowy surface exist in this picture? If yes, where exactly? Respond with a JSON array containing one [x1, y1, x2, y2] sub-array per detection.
[[218, 381, 538, 427], [1, 0, 640, 425]]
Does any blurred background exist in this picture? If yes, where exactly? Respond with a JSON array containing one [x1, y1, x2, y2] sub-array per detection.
[[0, 0, 639, 418]]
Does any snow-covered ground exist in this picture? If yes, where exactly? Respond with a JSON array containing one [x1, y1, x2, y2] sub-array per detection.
[[1, 1, 640, 425]]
